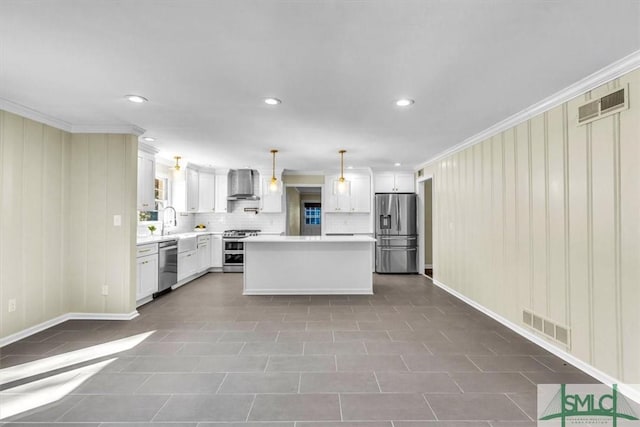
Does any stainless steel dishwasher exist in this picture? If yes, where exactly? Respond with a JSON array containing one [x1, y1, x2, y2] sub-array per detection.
[[156, 239, 178, 296]]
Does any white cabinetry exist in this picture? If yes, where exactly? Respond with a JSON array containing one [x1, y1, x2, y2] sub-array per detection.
[[324, 174, 371, 213], [178, 250, 197, 281], [198, 172, 216, 212], [137, 151, 156, 211], [214, 172, 228, 213], [260, 175, 283, 213], [211, 234, 223, 268], [197, 235, 212, 271], [136, 243, 158, 302], [172, 166, 199, 213], [374, 172, 414, 193]]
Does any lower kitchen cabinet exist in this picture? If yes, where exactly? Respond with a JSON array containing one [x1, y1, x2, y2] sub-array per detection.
[[211, 234, 223, 268], [178, 249, 198, 281], [136, 253, 158, 301], [197, 235, 212, 271]]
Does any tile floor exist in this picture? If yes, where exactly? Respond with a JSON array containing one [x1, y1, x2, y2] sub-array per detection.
[[0, 273, 600, 426]]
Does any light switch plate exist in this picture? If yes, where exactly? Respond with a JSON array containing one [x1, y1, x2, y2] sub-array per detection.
[[113, 215, 122, 226], [101, 286, 109, 296]]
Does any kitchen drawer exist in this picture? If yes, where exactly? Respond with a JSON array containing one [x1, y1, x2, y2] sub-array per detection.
[[197, 234, 211, 244], [136, 243, 158, 258]]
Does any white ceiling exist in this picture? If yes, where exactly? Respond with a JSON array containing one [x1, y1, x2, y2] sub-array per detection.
[[1, 0, 639, 172]]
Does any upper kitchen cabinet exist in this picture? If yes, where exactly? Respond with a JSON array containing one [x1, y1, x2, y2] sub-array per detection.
[[374, 172, 415, 193], [198, 171, 216, 212], [260, 171, 283, 213], [214, 171, 228, 213], [172, 166, 199, 213], [324, 174, 371, 213], [137, 146, 157, 211]]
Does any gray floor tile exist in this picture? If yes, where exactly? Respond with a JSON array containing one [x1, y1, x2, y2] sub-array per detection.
[[177, 342, 244, 355], [99, 423, 196, 427], [2, 423, 100, 427], [195, 355, 269, 372], [202, 321, 257, 331], [218, 372, 299, 393], [300, 372, 380, 392], [122, 342, 185, 356], [219, 331, 279, 342], [358, 320, 411, 330], [306, 321, 359, 331], [255, 321, 307, 331], [304, 341, 367, 355], [160, 331, 223, 342], [364, 341, 430, 354], [121, 356, 200, 372], [467, 355, 550, 372], [394, 422, 490, 427], [198, 423, 293, 427], [248, 394, 341, 421], [426, 393, 530, 421], [340, 393, 436, 421], [267, 355, 336, 372], [298, 423, 391, 427], [135, 373, 225, 393], [240, 341, 303, 355], [3, 395, 85, 422], [531, 355, 584, 372], [402, 354, 480, 372], [277, 331, 334, 342], [72, 373, 150, 394], [60, 395, 169, 422], [154, 394, 254, 421], [451, 372, 536, 393], [337, 355, 408, 371], [520, 370, 600, 384], [507, 392, 537, 420], [334, 331, 391, 342], [376, 372, 460, 393]]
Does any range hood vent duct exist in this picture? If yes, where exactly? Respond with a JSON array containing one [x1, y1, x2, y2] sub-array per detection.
[[227, 169, 260, 201]]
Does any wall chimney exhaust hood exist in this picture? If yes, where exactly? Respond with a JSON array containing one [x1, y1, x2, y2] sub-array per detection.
[[227, 169, 260, 201]]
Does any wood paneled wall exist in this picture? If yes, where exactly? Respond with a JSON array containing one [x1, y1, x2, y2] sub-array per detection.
[[0, 111, 138, 339], [430, 69, 640, 387]]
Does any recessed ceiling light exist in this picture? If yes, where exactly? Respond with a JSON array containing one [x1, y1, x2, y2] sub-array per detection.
[[347, 166, 354, 170], [394, 162, 401, 167], [395, 98, 414, 107], [142, 137, 155, 142], [126, 94, 148, 103], [264, 98, 282, 105]]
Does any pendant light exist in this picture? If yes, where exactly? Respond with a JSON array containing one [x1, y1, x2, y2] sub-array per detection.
[[269, 149, 279, 192], [336, 149, 350, 194], [173, 156, 182, 171]]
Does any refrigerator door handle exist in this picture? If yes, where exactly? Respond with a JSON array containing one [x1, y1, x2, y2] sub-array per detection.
[[396, 196, 400, 231], [379, 236, 417, 240], [379, 247, 417, 251]]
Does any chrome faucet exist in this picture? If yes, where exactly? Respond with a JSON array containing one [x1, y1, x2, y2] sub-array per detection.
[[161, 206, 178, 236]]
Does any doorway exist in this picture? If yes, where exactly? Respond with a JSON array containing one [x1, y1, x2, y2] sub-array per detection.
[[423, 179, 433, 278], [286, 186, 322, 236]]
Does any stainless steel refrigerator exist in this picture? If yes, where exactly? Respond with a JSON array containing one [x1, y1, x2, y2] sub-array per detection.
[[375, 193, 418, 273]]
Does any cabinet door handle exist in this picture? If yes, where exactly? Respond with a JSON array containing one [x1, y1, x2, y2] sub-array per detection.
[[139, 249, 152, 253]]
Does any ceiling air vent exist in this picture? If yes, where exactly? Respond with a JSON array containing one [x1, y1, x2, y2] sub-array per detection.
[[577, 84, 629, 126]]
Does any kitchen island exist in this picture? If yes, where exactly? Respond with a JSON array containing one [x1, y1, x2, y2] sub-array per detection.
[[243, 235, 376, 295]]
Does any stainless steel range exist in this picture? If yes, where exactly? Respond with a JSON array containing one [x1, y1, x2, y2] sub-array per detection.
[[222, 229, 260, 272]]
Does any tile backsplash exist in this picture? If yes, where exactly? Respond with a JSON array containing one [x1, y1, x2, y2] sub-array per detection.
[[323, 212, 372, 234], [195, 200, 286, 232]]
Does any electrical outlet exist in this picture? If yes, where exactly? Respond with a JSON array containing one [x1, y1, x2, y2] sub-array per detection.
[[101, 285, 109, 296], [8, 299, 16, 313], [113, 215, 122, 227]]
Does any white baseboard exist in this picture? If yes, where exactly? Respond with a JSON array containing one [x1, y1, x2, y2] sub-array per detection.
[[0, 310, 139, 348], [432, 278, 640, 404]]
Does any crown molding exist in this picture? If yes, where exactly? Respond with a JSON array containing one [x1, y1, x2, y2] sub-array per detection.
[[138, 141, 160, 155], [72, 124, 146, 136], [0, 97, 73, 132], [415, 49, 640, 171], [0, 97, 145, 136]]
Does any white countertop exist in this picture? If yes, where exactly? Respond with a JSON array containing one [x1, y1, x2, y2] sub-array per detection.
[[243, 235, 376, 243], [136, 231, 223, 245]]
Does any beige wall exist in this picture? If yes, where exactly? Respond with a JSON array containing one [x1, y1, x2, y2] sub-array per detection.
[[0, 111, 138, 339], [423, 179, 433, 266], [430, 69, 640, 387], [283, 174, 324, 185], [66, 133, 138, 315]]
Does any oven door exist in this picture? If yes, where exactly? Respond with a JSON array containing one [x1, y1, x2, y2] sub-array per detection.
[[223, 239, 244, 272]]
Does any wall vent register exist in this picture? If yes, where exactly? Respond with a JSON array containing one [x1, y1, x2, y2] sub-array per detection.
[[577, 84, 629, 125], [522, 308, 570, 347]]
